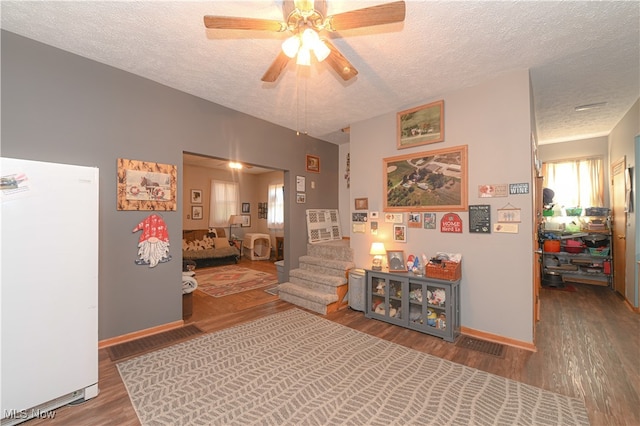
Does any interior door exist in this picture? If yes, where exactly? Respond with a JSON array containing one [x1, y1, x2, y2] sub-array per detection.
[[611, 157, 627, 297]]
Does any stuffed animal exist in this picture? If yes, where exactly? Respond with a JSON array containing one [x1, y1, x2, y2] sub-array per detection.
[[409, 288, 422, 302], [376, 282, 385, 295], [426, 309, 438, 326]]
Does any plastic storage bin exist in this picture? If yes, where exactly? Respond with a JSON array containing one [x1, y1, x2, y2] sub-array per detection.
[[275, 260, 285, 283]]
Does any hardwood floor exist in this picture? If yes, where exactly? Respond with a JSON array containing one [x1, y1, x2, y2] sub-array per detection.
[[24, 259, 639, 425]]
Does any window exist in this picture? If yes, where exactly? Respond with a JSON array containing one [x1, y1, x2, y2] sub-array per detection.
[[268, 184, 284, 229], [542, 157, 604, 208], [209, 180, 239, 227]]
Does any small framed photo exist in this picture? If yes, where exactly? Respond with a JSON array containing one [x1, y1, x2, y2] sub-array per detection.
[[191, 189, 203, 204], [354, 197, 369, 210], [369, 211, 379, 220], [296, 193, 306, 204], [393, 224, 407, 242], [352, 212, 368, 222], [242, 202, 250, 213], [387, 250, 407, 272], [241, 214, 251, 227], [408, 212, 421, 228], [306, 154, 320, 173], [191, 205, 203, 220]]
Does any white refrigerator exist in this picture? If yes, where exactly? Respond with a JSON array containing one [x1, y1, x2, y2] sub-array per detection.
[[1, 157, 99, 425]]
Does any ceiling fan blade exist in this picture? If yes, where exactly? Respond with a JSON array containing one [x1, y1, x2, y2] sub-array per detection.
[[322, 40, 358, 81], [261, 51, 292, 83], [326, 1, 406, 31], [204, 16, 286, 32]]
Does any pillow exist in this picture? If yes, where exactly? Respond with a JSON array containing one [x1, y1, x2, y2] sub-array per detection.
[[207, 228, 218, 238], [212, 237, 230, 249]]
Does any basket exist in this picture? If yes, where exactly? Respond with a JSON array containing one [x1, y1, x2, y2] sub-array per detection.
[[425, 260, 462, 281], [585, 207, 610, 216], [588, 247, 610, 256], [565, 208, 582, 216]]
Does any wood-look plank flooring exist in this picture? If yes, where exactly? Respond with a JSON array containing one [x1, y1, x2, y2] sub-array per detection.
[[24, 258, 639, 425]]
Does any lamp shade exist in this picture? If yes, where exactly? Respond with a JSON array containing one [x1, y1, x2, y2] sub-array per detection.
[[369, 242, 386, 256], [229, 215, 243, 225]]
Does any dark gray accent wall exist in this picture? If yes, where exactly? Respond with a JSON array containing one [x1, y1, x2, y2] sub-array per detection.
[[1, 30, 339, 340]]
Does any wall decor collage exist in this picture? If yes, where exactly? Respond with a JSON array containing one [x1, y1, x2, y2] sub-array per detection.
[[351, 99, 525, 243]]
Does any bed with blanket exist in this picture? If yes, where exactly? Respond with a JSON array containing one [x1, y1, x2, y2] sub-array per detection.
[[182, 228, 240, 268]]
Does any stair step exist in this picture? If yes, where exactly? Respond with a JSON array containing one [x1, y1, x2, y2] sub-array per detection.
[[278, 282, 338, 315], [290, 267, 347, 287], [307, 240, 353, 261], [299, 256, 355, 277]]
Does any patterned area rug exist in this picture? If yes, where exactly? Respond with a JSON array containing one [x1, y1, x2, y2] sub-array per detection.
[[195, 265, 278, 297], [117, 309, 589, 426]]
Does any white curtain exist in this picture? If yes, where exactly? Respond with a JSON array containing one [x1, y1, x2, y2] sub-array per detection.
[[543, 157, 604, 208], [209, 179, 239, 228], [268, 184, 284, 229]]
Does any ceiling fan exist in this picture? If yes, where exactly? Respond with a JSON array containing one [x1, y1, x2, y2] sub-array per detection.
[[204, 0, 406, 83]]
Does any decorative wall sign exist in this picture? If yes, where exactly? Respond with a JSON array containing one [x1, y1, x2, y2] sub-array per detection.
[[117, 158, 177, 211], [440, 212, 463, 233], [383, 145, 468, 212], [478, 184, 508, 198], [352, 223, 366, 233], [469, 205, 491, 233], [384, 213, 404, 223], [296, 193, 306, 203], [497, 204, 521, 223], [509, 183, 530, 195], [296, 175, 306, 192], [423, 212, 437, 229], [494, 223, 519, 233], [397, 100, 444, 149], [132, 214, 171, 267], [352, 212, 368, 222]]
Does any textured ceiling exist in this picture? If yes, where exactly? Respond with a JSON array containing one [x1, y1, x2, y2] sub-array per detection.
[[1, 1, 638, 146]]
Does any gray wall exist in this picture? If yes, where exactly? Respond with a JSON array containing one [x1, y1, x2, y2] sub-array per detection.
[[348, 69, 536, 345], [1, 31, 339, 340]]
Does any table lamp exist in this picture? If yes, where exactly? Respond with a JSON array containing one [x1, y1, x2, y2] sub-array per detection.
[[228, 215, 243, 239], [369, 242, 386, 271]]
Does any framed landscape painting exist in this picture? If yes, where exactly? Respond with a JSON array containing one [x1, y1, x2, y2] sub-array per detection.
[[383, 145, 468, 212], [397, 100, 444, 149]]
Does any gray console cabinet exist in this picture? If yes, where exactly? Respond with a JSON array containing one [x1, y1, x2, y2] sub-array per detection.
[[365, 270, 460, 342]]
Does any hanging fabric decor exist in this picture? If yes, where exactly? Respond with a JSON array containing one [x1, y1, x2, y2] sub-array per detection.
[[132, 214, 171, 267]]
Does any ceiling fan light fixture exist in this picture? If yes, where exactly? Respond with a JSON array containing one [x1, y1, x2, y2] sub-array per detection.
[[296, 46, 311, 66], [282, 36, 301, 58], [313, 39, 331, 62], [228, 161, 243, 170]]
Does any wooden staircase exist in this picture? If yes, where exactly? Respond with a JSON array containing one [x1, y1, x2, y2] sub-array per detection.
[[278, 240, 355, 315]]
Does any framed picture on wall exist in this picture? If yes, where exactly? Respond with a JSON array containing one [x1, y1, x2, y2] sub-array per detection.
[[191, 206, 203, 220], [306, 155, 320, 173], [241, 214, 251, 227], [383, 145, 468, 212], [397, 100, 444, 149], [191, 189, 202, 204], [242, 202, 250, 213]]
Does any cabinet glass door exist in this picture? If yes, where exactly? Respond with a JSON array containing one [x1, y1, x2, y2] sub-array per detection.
[[370, 276, 403, 322], [426, 284, 448, 330]]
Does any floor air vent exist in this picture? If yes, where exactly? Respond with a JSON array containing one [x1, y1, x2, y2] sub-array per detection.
[[455, 336, 506, 358], [107, 324, 203, 361]]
